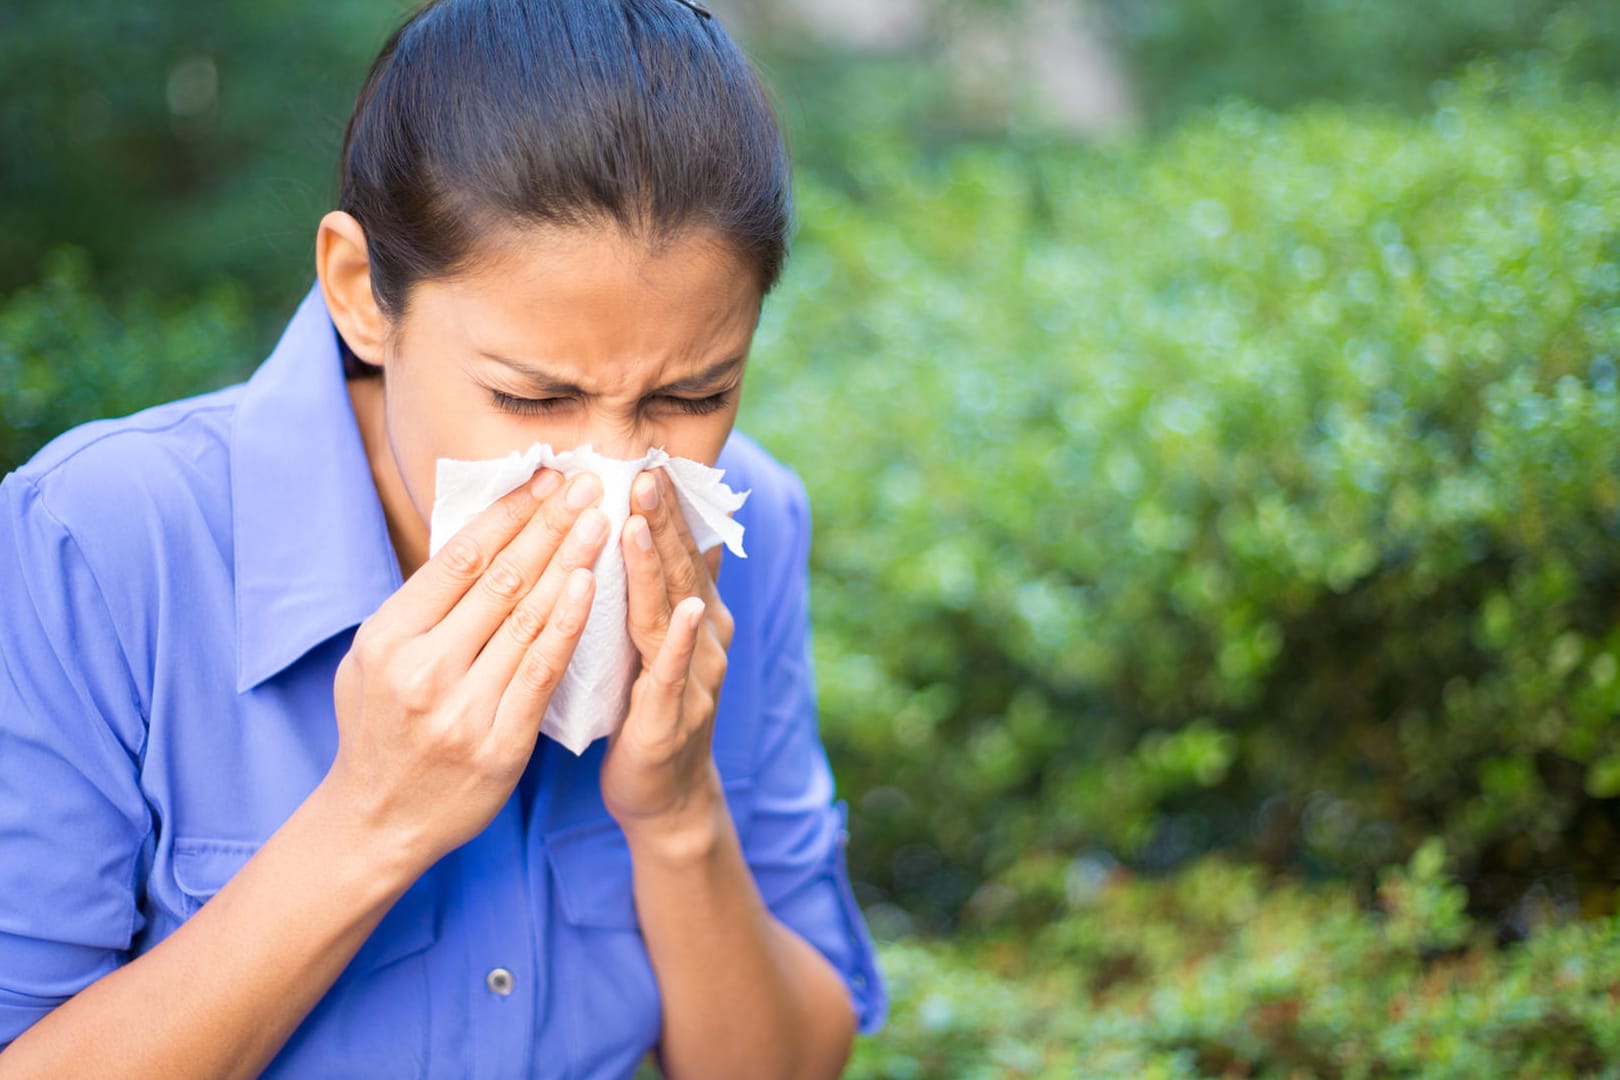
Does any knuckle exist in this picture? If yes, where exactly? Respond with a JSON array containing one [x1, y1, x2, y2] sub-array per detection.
[[551, 597, 588, 638], [517, 652, 562, 695], [426, 715, 476, 760], [653, 664, 689, 697], [439, 535, 485, 579], [505, 602, 545, 646], [498, 491, 535, 530], [480, 557, 528, 600], [351, 620, 387, 666], [668, 563, 701, 598], [542, 496, 582, 543], [393, 661, 442, 712]]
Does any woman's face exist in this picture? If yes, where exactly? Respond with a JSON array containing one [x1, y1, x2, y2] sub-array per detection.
[[323, 218, 763, 548]]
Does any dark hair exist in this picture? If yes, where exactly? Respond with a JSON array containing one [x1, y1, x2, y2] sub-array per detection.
[[334, 0, 793, 378]]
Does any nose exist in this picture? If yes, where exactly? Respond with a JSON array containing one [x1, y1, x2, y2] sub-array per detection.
[[564, 414, 658, 462]]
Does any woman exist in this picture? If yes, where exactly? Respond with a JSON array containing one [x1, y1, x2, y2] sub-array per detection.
[[0, 1, 887, 1076]]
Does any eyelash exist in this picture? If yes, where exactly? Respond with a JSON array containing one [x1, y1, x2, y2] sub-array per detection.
[[488, 389, 734, 417]]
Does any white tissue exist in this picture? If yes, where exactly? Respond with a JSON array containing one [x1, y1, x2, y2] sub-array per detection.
[[428, 444, 749, 755]]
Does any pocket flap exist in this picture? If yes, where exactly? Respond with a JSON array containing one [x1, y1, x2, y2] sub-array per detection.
[[171, 837, 437, 974], [173, 839, 261, 899], [545, 816, 640, 931], [352, 876, 438, 975], [545, 778, 754, 931]]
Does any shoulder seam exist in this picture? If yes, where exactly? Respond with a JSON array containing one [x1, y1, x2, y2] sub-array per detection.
[[21, 400, 236, 484], [21, 476, 152, 734], [13, 475, 155, 948]]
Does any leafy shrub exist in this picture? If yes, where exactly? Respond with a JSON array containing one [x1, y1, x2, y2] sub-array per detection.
[[848, 852, 1620, 1078], [7, 43, 1617, 945], [740, 62, 1620, 926], [0, 247, 255, 473], [0, 0, 385, 316], [1096, 0, 1620, 125]]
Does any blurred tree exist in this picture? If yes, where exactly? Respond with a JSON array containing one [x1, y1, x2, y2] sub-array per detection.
[[1095, 0, 1620, 125], [0, 1, 407, 338]]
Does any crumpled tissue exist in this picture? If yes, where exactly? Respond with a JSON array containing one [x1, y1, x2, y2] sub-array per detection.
[[427, 444, 749, 755]]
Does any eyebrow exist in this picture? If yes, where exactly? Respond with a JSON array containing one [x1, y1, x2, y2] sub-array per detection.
[[478, 353, 745, 396]]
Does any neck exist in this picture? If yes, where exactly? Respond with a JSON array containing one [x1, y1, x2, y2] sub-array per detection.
[[346, 375, 429, 581]]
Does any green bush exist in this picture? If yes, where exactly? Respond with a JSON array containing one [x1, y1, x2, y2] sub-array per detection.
[[0, 0, 390, 319], [1097, 0, 1620, 125], [7, 46, 1616, 942], [848, 852, 1620, 1078], [740, 62, 1620, 925], [0, 247, 255, 473]]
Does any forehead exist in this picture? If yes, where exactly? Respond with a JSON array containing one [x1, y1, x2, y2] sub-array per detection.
[[404, 223, 762, 385]]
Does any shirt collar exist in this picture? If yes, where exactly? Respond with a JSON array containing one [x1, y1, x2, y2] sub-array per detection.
[[231, 280, 404, 692]]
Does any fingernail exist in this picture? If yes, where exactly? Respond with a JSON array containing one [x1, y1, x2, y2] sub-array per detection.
[[531, 469, 562, 499], [631, 516, 653, 551], [687, 599, 706, 630], [637, 473, 660, 511], [576, 509, 606, 542], [566, 473, 602, 510]]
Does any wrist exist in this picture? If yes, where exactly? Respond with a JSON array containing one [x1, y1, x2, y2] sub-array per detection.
[[618, 763, 731, 867], [302, 774, 432, 899]]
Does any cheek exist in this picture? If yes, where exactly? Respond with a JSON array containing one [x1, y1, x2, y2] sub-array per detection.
[[655, 409, 738, 466], [380, 374, 497, 515]]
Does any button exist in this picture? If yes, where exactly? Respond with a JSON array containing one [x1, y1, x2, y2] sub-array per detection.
[[486, 967, 515, 996]]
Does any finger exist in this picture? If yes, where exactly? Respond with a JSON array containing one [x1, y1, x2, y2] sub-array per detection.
[[426, 471, 604, 671], [372, 468, 561, 635], [623, 513, 673, 664], [634, 470, 710, 605], [490, 496, 611, 657], [462, 500, 610, 683], [486, 567, 595, 751], [627, 596, 705, 745], [689, 617, 728, 694], [656, 470, 718, 582], [659, 472, 728, 593]]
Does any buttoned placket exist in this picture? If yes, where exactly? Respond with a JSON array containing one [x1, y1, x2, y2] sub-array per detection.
[[439, 788, 541, 1078]]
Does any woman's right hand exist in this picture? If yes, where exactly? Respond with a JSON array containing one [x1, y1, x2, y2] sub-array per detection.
[[322, 467, 607, 872]]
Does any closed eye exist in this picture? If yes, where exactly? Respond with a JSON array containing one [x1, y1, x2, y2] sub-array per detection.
[[489, 389, 572, 416], [487, 388, 734, 416], [654, 391, 733, 416]]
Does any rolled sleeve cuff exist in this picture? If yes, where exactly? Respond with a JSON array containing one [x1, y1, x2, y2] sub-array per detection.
[[761, 799, 889, 1036]]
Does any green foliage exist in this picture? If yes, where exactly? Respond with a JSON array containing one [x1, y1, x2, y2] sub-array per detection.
[[0, 248, 255, 472], [0, 1, 405, 320], [740, 63, 1620, 924], [849, 854, 1620, 1078], [1097, 0, 1620, 125], [5, 0, 1617, 956]]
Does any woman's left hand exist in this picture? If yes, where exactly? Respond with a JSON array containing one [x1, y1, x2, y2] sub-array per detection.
[[602, 468, 734, 841]]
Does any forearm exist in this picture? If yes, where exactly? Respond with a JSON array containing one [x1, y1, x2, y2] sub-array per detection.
[[626, 767, 857, 1080], [0, 780, 420, 1080]]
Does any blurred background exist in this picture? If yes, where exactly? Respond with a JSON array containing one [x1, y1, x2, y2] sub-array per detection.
[[5, 0, 1620, 1073]]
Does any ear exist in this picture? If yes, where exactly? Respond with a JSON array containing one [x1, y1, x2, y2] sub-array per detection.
[[315, 210, 391, 368]]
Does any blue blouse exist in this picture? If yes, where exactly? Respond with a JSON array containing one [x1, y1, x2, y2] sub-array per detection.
[[0, 281, 887, 1076]]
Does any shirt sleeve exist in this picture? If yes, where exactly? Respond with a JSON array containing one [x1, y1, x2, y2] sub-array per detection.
[[741, 468, 888, 1036], [0, 473, 152, 1049]]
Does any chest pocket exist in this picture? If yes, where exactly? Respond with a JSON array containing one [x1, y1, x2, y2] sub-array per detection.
[[170, 837, 439, 1078], [543, 777, 754, 1076], [544, 777, 756, 927]]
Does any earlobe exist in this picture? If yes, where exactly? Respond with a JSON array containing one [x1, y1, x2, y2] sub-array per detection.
[[316, 210, 390, 368]]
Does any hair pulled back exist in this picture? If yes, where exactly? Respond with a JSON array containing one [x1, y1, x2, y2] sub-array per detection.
[[335, 0, 793, 375]]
